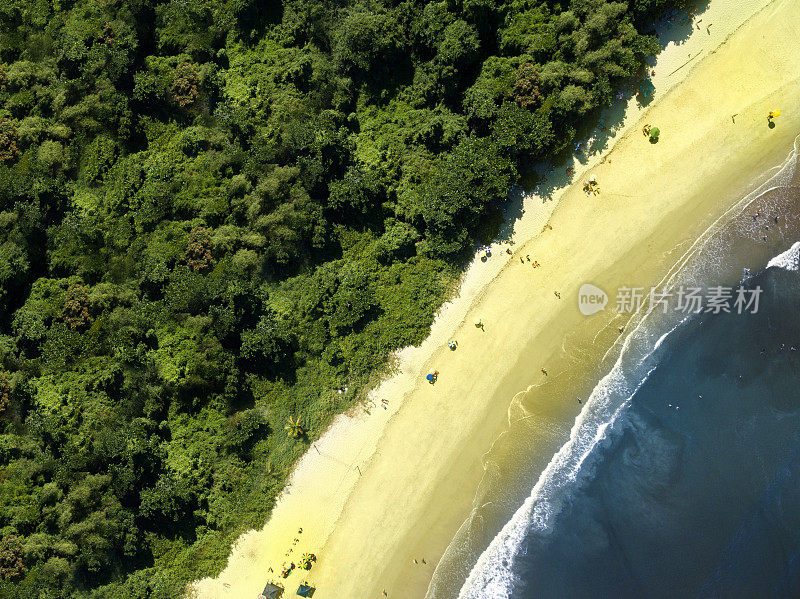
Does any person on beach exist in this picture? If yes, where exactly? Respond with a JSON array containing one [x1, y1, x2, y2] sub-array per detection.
[[642, 124, 651, 136], [577, 397, 582, 404], [475, 318, 484, 330], [554, 291, 561, 299], [506, 248, 512, 255], [448, 340, 457, 351], [541, 368, 548, 375], [526, 255, 530, 262], [520, 257, 524, 264], [731, 113, 738, 123]]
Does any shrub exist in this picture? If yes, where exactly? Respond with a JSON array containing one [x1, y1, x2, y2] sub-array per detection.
[[61, 284, 91, 329], [0, 534, 24, 581], [184, 226, 214, 272], [511, 63, 542, 108], [0, 372, 9, 414], [0, 118, 18, 163], [171, 62, 200, 107]]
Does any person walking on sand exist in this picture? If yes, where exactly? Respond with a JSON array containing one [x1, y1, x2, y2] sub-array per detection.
[[541, 368, 548, 375], [554, 291, 561, 299]]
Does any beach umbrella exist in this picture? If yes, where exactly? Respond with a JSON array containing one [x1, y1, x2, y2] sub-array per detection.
[[426, 373, 434, 382], [771, 109, 781, 118]]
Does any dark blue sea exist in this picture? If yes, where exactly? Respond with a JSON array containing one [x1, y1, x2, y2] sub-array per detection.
[[454, 140, 800, 599], [511, 260, 800, 599]]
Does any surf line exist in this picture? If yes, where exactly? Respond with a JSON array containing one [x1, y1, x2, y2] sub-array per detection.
[[669, 49, 704, 77]]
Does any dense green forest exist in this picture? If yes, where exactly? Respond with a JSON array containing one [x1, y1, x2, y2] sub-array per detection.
[[0, 0, 685, 596]]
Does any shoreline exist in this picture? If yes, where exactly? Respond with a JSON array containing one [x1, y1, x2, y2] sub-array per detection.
[[450, 129, 800, 598], [191, 1, 799, 597]]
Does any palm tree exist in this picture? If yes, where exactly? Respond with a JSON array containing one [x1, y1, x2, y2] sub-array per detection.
[[285, 416, 304, 439]]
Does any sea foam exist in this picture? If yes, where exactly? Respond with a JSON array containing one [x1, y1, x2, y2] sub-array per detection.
[[767, 241, 800, 271]]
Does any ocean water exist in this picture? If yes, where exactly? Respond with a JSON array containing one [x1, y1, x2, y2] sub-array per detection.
[[510, 259, 800, 599], [454, 138, 800, 599]]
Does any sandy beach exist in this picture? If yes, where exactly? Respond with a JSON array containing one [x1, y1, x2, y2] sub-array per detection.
[[192, 1, 800, 597]]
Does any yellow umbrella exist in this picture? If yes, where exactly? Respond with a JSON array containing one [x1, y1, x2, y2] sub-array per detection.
[[769, 110, 781, 118]]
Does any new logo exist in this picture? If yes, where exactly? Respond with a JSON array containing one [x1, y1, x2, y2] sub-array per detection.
[[578, 283, 608, 315]]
